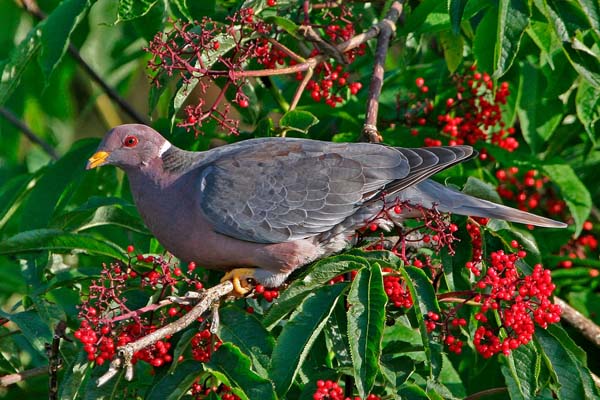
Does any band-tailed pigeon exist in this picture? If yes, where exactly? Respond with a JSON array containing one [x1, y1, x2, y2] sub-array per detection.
[[87, 124, 566, 295]]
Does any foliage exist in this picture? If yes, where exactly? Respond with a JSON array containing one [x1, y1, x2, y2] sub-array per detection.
[[0, 0, 600, 399]]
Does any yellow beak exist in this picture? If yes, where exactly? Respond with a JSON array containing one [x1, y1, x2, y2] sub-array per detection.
[[86, 151, 110, 169]]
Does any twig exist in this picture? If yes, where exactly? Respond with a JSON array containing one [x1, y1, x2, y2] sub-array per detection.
[[288, 67, 314, 114], [0, 107, 59, 160], [97, 281, 234, 386], [48, 321, 68, 400], [20, 0, 149, 125], [361, 1, 404, 143], [554, 297, 600, 348], [0, 367, 46, 387]]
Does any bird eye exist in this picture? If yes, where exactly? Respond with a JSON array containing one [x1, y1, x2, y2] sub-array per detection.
[[123, 135, 138, 148]]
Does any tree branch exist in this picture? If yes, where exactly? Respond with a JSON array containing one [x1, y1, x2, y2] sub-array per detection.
[[0, 367, 46, 387], [0, 107, 59, 160], [97, 281, 234, 386], [361, 1, 404, 143], [554, 297, 600, 348]]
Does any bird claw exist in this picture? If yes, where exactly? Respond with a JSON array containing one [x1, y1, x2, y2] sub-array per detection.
[[220, 268, 256, 297]]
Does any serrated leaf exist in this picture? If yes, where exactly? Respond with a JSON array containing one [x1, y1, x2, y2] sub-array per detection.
[[218, 305, 274, 378], [263, 254, 369, 328], [536, 326, 600, 400], [399, 266, 443, 378], [147, 360, 204, 400], [0, 229, 126, 261], [279, 110, 319, 134], [117, 0, 160, 22], [39, 0, 91, 80], [347, 265, 387, 398], [495, 0, 530, 78], [270, 283, 345, 396], [542, 163, 591, 236], [448, 0, 468, 34], [501, 341, 539, 400], [206, 343, 277, 400], [58, 351, 90, 400], [576, 75, 600, 145]]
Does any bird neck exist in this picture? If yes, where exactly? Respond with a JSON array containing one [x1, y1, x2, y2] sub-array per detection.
[[160, 146, 201, 175]]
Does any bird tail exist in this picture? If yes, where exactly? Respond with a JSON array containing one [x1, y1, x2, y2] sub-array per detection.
[[397, 180, 567, 228]]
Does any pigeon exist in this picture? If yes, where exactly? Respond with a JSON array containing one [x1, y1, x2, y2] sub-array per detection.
[[87, 124, 567, 295]]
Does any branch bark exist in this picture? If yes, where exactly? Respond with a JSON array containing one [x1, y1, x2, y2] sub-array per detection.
[[97, 281, 234, 386], [361, 1, 404, 143], [554, 297, 600, 348]]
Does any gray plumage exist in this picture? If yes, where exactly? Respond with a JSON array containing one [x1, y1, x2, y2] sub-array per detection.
[[87, 124, 567, 287]]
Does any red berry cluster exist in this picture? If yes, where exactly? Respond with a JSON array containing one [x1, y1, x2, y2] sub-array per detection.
[[312, 380, 380, 400], [191, 328, 222, 363], [472, 249, 561, 357], [465, 217, 489, 275], [558, 221, 599, 275], [382, 268, 413, 308], [425, 311, 467, 354], [496, 167, 566, 221], [253, 284, 280, 302], [75, 248, 207, 368], [147, 9, 272, 135], [397, 66, 518, 156], [191, 381, 240, 400]]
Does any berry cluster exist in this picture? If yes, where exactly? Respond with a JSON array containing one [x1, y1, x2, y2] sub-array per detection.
[[382, 268, 413, 308], [74, 248, 207, 368], [465, 217, 489, 275], [427, 243, 561, 357], [191, 328, 222, 363], [191, 381, 240, 400], [312, 380, 380, 400], [253, 284, 280, 302], [496, 167, 566, 221], [396, 66, 518, 156]]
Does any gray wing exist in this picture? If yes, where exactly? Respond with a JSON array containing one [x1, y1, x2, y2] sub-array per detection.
[[198, 138, 474, 243]]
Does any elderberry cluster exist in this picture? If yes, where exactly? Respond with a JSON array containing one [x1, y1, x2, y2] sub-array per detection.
[[312, 380, 381, 400]]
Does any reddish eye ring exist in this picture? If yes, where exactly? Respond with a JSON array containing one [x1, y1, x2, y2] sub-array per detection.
[[123, 135, 138, 147]]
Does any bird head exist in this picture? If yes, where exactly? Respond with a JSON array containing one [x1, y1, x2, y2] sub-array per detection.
[[86, 124, 171, 171]]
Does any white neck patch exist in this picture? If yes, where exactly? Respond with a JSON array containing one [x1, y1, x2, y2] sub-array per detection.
[[158, 141, 172, 157]]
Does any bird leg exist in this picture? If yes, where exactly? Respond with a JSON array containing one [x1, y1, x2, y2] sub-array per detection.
[[220, 268, 256, 297]]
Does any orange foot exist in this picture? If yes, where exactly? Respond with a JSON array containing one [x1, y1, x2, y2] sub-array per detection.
[[220, 268, 256, 297]]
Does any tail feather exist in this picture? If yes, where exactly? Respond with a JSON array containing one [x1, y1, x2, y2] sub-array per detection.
[[397, 180, 567, 228]]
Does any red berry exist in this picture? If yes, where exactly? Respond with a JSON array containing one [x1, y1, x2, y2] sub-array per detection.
[[127, 245, 135, 253], [415, 77, 425, 87], [238, 99, 249, 108]]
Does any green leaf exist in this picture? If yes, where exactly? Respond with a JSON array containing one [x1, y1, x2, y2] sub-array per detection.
[[51, 198, 148, 234], [440, 30, 464, 73], [20, 139, 100, 231], [347, 264, 387, 398], [495, 0, 530, 78], [542, 163, 591, 236], [263, 254, 369, 329], [0, 25, 41, 106], [279, 110, 319, 134], [576, 76, 600, 145], [0, 310, 52, 354], [270, 283, 345, 396], [399, 266, 443, 378], [39, 0, 91, 80], [206, 343, 277, 400], [263, 16, 299, 37], [501, 341, 539, 400], [448, 0, 468, 34], [0, 174, 35, 231], [472, 6, 496, 74], [218, 305, 275, 378], [117, 0, 160, 22], [0, 229, 127, 261], [58, 351, 90, 400], [536, 326, 600, 400], [147, 360, 204, 400], [516, 61, 564, 152]]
